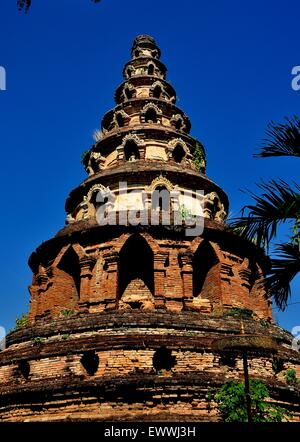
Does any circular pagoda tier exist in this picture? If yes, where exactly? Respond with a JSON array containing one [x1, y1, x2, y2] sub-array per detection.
[[0, 312, 299, 421]]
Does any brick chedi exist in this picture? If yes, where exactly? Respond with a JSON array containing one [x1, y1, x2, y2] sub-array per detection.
[[0, 35, 299, 421]]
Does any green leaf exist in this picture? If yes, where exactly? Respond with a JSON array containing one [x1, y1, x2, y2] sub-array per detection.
[[255, 116, 300, 158], [230, 179, 300, 250], [265, 241, 300, 309], [210, 379, 289, 422]]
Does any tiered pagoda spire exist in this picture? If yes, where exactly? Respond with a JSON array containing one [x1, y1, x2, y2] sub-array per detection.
[[1, 36, 296, 424], [65, 35, 227, 228]]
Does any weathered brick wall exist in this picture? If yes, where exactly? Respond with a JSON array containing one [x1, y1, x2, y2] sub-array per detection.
[[0, 348, 297, 386], [0, 313, 299, 421], [28, 231, 271, 322], [0, 348, 299, 421], [40, 268, 78, 315]]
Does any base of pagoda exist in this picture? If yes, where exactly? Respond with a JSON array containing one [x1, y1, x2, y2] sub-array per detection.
[[0, 311, 299, 421]]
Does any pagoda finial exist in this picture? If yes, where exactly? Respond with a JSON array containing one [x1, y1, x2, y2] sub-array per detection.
[[131, 34, 161, 60]]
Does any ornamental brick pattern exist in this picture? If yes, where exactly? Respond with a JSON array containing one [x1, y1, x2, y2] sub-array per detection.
[[0, 35, 299, 421]]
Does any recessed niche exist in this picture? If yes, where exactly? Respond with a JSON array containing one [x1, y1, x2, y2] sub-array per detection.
[[153, 347, 176, 372], [219, 353, 237, 368], [18, 360, 30, 380], [80, 351, 99, 376]]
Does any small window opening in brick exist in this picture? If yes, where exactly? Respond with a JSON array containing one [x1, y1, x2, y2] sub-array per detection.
[[152, 186, 170, 212], [80, 351, 99, 376], [91, 191, 108, 212], [118, 234, 154, 299], [18, 360, 30, 380], [172, 144, 185, 163], [148, 64, 155, 75], [57, 247, 81, 300], [153, 347, 176, 371], [126, 67, 133, 78], [128, 301, 143, 309], [116, 113, 125, 128], [124, 86, 134, 100], [153, 85, 162, 99], [124, 140, 140, 161], [175, 117, 184, 131], [192, 241, 219, 297], [220, 353, 237, 368], [272, 357, 285, 374], [145, 107, 158, 124]]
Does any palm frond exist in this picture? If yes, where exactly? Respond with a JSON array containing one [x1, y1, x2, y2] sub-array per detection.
[[17, 0, 101, 13], [17, 0, 31, 13], [230, 180, 300, 249], [255, 116, 300, 158], [265, 241, 300, 310]]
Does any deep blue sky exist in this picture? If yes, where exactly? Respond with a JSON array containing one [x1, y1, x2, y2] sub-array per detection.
[[0, 0, 299, 333]]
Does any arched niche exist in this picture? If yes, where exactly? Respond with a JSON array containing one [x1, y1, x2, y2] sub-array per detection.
[[118, 134, 144, 162], [125, 65, 134, 79], [145, 176, 178, 214], [192, 241, 220, 301], [151, 185, 171, 212], [118, 234, 154, 309], [141, 103, 162, 124], [171, 114, 185, 131], [148, 63, 155, 76], [168, 138, 189, 163], [123, 84, 135, 100], [150, 81, 165, 99], [172, 143, 186, 163], [114, 111, 127, 128], [124, 139, 140, 161], [56, 246, 81, 303], [145, 107, 158, 123], [134, 49, 140, 58], [87, 184, 112, 202], [153, 84, 162, 99], [90, 190, 108, 214]]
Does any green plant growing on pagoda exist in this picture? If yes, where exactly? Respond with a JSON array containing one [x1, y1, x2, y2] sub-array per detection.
[[180, 204, 193, 222], [207, 379, 289, 422], [60, 309, 75, 318], [259, 319, 270, 328], [272, 357, 284, 374], [224, 307, 254, 319], [284, 368, 299, 384], [194, 141, 206, 172], [31, 336, 45, 346], [13, 313, 29, 331]]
